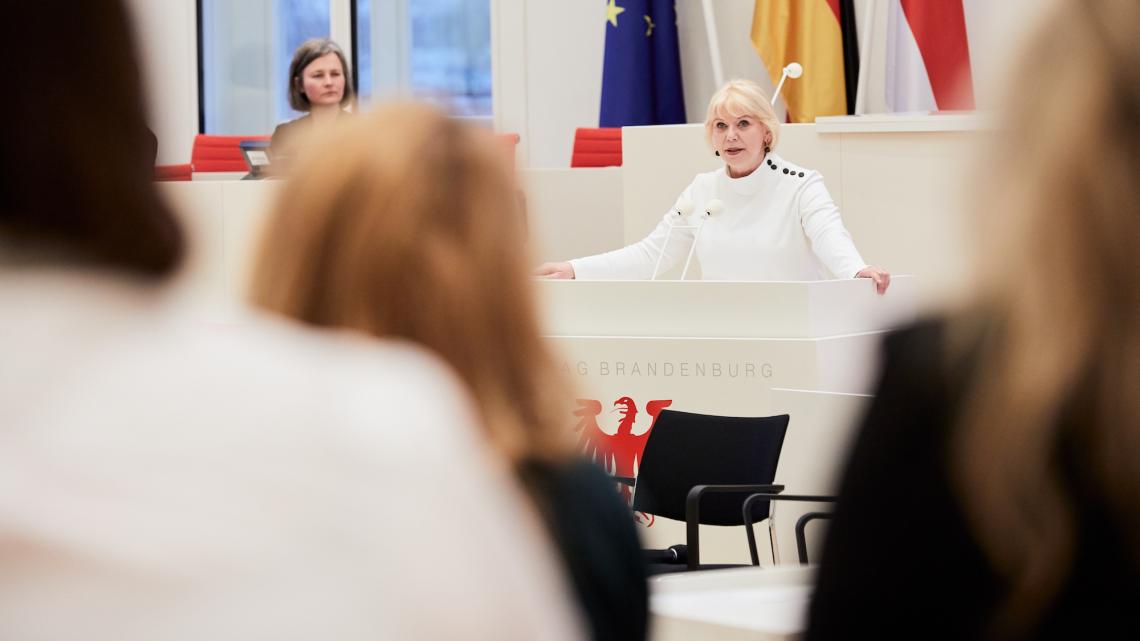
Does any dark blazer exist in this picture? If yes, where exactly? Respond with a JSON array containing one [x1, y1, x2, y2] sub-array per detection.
[[519, 458, 648, 641], [805, 320, 1140, 640], [269, 115, 310, 160]]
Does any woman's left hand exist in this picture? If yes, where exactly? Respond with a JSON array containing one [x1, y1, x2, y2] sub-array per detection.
[[856, 266, 891, 294]]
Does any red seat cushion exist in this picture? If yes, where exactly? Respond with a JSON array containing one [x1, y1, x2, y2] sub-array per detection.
[[571, 127, 622, 167], [191, 134, 270, 173]]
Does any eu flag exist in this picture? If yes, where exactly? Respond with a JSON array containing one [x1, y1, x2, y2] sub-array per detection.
[[599, 0, 687, 127]]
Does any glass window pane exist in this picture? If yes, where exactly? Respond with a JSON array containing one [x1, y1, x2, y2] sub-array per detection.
[[201, 0, 330, 134], [409, 0, 491, 117], [354, 0, 490, 118], [355, 1, 372, 99]]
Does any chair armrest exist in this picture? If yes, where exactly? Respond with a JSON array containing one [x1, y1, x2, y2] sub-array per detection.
[[683, 484, 785, 570], [741, 493, 837, 566], [794, 512, 834, 565]]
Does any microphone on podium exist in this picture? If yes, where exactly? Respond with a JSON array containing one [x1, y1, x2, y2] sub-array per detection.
[[771, 62, 803, 106], [671, 196, 695, 220], [680, 199, 723, 280], [650, 196, 696, 280]]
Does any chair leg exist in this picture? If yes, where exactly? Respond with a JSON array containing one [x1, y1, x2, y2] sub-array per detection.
[[768, 514, 780, 566], [746, 516, 761, 566]]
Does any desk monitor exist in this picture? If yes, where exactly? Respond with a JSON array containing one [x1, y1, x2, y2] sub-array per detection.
[[239, 140, 271, 180]]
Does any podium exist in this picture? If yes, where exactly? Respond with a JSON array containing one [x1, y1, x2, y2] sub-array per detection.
[[538, 276, 915, 406], [540, 277, 915, 339], [536, 277, 916, 564]]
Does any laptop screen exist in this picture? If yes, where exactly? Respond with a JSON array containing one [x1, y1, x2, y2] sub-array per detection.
[[239, 140, 271, 176]]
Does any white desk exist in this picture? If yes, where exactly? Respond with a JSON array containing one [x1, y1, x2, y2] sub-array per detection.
[[191, 171, 248, 181], [651, 566, 816, 641]]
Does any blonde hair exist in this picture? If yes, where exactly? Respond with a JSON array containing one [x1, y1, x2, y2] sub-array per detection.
[[704, 79, 781, 150], [950, 0, 1140, 633], [251, 103, 571, 466]]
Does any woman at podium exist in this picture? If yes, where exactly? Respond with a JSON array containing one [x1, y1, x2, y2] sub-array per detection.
[[536, 80, 890, 293]]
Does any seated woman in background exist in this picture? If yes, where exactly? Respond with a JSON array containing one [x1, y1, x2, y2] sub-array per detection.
[[0, 3, 582, 639], [536, 79, 889, 293], [251, 103, 648, 641], [807, 0, 1140, 638], [269, 37, 353, 162]]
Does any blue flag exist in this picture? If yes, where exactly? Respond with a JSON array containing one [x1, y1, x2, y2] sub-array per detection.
[[599, 0, 687, 127]]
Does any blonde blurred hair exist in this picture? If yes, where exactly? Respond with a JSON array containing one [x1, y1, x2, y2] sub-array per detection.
[[251, 103, 571, 465], [704, 79, 781, 150], [951, 0, 1140, 633]]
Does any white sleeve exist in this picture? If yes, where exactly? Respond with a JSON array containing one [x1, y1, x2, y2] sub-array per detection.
[[797, 173, 868, 279], [569, 183, 698, 280]]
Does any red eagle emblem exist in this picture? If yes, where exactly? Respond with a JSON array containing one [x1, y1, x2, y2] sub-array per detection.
[[573, 396, 672, 523]]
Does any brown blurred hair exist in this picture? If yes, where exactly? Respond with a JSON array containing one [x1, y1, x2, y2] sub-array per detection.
[[287, 38, 354, 112], [251, 104, 570, 465], [0, 0, 182, 276], [950, 0, 1140, 634]]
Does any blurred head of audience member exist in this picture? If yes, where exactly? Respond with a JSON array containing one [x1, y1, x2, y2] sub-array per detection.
[[251, 104, 649, 641], [253, 103, 570, 466], [0, 0, 181, 275], [287, 38, 353, 115], [954, 0, 1140, 631]]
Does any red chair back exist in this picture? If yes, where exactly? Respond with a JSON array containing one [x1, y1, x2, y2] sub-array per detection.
[[570, 127, 622, 167], [191, 134, 270, 173], [154, 163, 192, 182]]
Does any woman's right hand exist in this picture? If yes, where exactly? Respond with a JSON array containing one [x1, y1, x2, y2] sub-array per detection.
[[534, 261, 575, 279]]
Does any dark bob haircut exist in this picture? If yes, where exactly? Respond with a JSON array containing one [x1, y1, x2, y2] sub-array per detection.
[[0, 0, 183, 277], [287, 38, 355, 112]]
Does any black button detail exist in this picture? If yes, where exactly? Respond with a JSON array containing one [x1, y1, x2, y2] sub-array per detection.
[[770, 164, 777, 170], [766, 159, 772, 166], [798, 172, 804, 177], [782, 168, 789, 174]]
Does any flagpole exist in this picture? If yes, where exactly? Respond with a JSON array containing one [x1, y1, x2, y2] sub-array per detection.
[[854, 0, 877, 114], [701, 0, 725, 87]]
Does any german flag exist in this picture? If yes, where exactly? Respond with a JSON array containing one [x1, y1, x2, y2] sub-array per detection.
[[751, 0, 860, 122]]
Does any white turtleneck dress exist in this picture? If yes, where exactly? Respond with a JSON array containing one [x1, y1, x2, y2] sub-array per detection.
[[570, 153, 868, 281]]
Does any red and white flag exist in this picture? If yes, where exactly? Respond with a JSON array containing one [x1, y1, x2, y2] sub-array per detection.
[[885, 0, 975, 112]]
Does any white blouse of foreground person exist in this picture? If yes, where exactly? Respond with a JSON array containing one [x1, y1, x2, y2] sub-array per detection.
[[0, 267, 582, 641]]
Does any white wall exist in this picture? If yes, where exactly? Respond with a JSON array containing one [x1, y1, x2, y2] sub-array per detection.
[[126, 0, 199, 165]]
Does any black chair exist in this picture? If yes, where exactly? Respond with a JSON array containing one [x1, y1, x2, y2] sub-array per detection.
[[626, 409, 790, 573]]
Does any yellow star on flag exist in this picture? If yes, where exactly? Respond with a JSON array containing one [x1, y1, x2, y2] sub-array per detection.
[[644, 15, 655, 36], [606, 0, 625, 28]]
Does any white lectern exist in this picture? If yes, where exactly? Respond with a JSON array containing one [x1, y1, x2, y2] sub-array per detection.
[[536, 277, 916, 565]]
